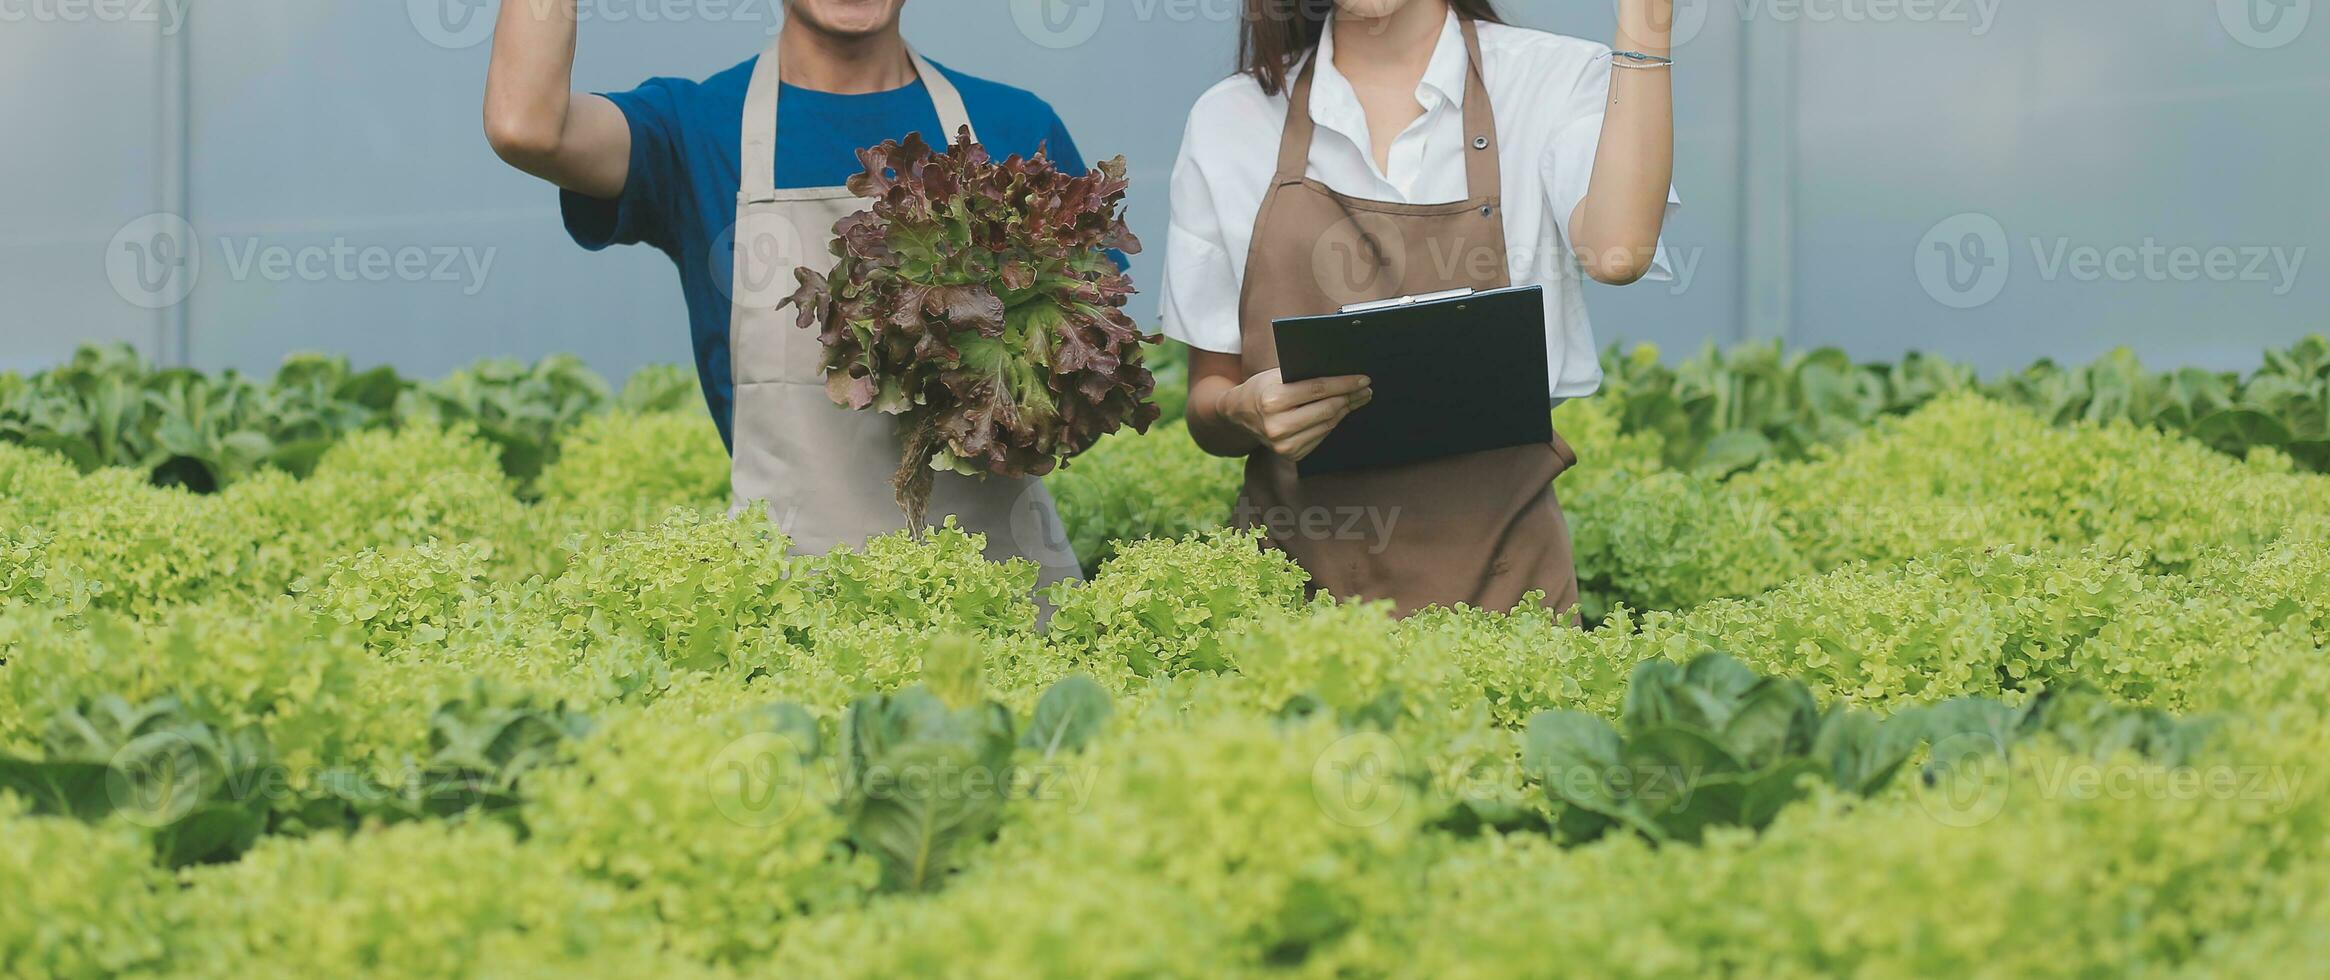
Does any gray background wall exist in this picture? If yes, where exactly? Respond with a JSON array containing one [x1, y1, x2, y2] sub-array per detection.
[[4, 0, 2324, 381]]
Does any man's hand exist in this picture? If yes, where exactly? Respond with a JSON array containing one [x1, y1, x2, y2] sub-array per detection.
[[483, 0, 633, 199], [1222, 369, 1373, 462]]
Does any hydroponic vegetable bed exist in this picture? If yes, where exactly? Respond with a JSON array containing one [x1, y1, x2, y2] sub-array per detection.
[[4, 341, 2329, 977]]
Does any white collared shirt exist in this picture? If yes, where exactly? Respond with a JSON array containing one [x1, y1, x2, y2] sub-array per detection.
[[1159, 13, 1681, 398]]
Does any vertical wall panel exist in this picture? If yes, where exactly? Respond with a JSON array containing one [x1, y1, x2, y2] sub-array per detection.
[[0, 16, 165, 372]]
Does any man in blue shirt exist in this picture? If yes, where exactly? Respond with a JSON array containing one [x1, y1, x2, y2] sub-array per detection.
[[484, 0, 1089, 579]]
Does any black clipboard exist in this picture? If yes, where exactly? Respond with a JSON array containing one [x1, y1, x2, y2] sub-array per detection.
[[1272, 284, 1552, 478]]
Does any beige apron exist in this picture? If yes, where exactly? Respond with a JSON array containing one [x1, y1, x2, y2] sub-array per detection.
[[1233, 18, 1579, 617], [726, 42, 1080, 585]]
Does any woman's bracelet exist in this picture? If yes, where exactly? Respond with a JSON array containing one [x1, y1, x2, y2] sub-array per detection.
[[1610, 51, 1674, 70]]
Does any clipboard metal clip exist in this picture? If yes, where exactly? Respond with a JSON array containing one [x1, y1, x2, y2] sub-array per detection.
[[1339, 287, 1476, 315]]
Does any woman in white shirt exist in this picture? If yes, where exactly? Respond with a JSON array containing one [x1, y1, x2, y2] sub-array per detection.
[[1163, 0, 1680, 615]]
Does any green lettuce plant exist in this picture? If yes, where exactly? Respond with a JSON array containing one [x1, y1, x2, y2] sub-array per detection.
[[1522, 654, 1920, 844], [0, 695, 271, 868], [394, 354, 611, 489], [1524, 653, 2222, 847], [841, 684, 1016, 893]]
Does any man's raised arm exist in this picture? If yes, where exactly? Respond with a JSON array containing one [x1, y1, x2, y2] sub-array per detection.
[[482, 0, 631, 199]]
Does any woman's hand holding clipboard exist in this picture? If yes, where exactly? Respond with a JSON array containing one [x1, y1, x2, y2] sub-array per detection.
[[1270, 284, 1555, 478], [1218, 369, 1376, 463]]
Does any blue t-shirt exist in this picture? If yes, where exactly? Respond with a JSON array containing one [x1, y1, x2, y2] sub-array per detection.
[[564, 57, 1095, 452]]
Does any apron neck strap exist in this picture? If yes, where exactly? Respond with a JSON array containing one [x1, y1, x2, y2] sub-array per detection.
[[1272, 17, 1501, 200], [1272, 50, 1324, 182], [739, 40, 978, 198], [1455, 18, 1500, 199]]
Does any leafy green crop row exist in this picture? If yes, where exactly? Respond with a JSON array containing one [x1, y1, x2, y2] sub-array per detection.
[[12, 332, 2324, 502], [1597, 333, 2330, 476], [1042, 387, 2330, 616], [0, 345, 691, 494], [6, 350, 2330, 977]]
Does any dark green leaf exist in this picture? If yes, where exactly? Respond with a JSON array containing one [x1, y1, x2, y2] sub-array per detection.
[[1692, 430, 1773, 479], [1720, 679, 1821, 769], [1737, 757, 1825, 830], [154, 801, 268, 868], [737, 702, 823, 761], [0, 756, 115, 821], [1813, 707, 1922, 797], [844, 686, 1017, 892], [1020, 675, 1113, 755], [1619, 659, 1687, 732], [2191, 408, 2294, 456]]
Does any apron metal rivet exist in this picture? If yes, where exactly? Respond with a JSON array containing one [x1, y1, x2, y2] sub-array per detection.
[[1473, 136, 1489, 150]]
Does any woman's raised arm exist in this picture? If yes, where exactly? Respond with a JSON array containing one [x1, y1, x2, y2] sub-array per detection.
[[1568, 0, 1676, 286]]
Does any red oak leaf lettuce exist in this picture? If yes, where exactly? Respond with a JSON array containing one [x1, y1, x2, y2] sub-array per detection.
[[783, 129, 1160, 527]]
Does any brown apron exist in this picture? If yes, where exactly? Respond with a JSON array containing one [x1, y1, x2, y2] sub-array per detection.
[[1232, 18, 1579, 616], [726, 39, 1081, 586]]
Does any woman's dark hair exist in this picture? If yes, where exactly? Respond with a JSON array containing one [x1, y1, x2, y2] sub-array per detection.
[[1239, 0, 1503, 96]]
